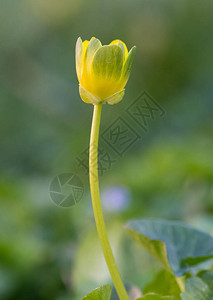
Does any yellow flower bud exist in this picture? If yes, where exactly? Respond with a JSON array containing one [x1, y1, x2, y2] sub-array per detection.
[[75, 37, 136, 105]]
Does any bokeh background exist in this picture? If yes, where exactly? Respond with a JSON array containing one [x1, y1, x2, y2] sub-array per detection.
[[0, 0, 213, 299]]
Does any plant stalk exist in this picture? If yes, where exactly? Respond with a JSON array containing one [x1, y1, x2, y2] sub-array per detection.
[[89, 103, 130, 300], [176, 276, 185, 292]]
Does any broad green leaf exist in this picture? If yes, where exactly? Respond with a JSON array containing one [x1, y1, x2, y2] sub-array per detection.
[[110, 285, 142, 300], [181, 277, 213, 300], [200, 271, 213, 290], [125, 219, 213, 276], [81, 284, 112, 300], [137, 294, 173, 299], [143, 269, 181, 299]]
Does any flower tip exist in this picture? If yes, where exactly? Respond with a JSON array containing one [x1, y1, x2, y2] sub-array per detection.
[[128, 45, 136, 59], [76, 36, 82, 43], [131, 45, 136, 52], [76, 37, 83, 49]]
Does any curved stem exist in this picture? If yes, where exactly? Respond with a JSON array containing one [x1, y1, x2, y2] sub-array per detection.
[[176, 277, 185, 292], [89, 103, 130, 300]]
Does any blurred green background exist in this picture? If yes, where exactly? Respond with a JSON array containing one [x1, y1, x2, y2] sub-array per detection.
[[0, 0, 213, 299]]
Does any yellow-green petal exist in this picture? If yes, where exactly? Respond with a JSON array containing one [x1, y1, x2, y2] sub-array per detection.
[[75, 37, 83, 82], [110, 39, 128, 58], [121, 46, 136, 86], [91, 45, 124, 80], [84, 38, 102, 75], [82, 40, 89, 52]]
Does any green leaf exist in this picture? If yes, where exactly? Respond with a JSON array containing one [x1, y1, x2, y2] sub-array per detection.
[[81, 285, 112, 300], [200, 271, 213, 290], [137, 294, 173, 299], [143, 269, 181, 299], [181, 277, 213, 300], [125, 219, 213, 276]]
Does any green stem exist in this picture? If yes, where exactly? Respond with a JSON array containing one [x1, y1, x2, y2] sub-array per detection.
[[176, 276, 185, 292], [89, 103, 130, 300]]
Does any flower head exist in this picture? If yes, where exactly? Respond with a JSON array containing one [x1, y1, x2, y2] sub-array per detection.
[[75, 37, 136, 105]]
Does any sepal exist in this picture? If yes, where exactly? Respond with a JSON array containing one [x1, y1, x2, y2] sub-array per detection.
[[105, 89, 125, 105], [79, 85, 101, 104]]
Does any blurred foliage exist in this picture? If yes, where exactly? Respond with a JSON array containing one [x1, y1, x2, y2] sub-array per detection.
[[0, 0, 213, 299]]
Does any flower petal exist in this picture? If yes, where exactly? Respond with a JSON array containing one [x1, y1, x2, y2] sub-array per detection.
[[110, 40, 128, 58], [82, 40, 89, 52], [88, 45, 124, 99], [84, 38, 102, 75], [75, 37, 83, 82], [120, 46, 136, 86], [91, 45, 124, 80]]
